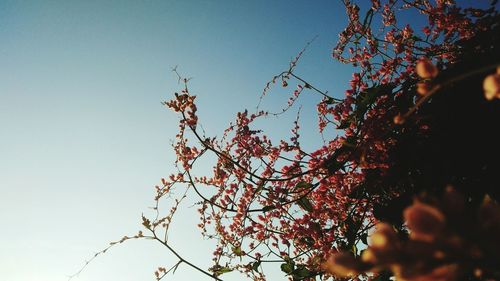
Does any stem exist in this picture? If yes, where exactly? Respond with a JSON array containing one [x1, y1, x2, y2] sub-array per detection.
[[289, 73, 341, 101], [152, 233, 224, 281]]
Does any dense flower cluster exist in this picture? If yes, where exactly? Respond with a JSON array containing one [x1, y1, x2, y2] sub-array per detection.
[[142, 1, 499, 281]]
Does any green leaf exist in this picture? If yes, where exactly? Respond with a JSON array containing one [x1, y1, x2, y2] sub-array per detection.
[[290, 264, 317, 280], [172, 262, 180, 274], [214, 266, 233, 276], [294, 181, 313, 191], [337, 120, 351, 129], [255, 183, 264, 193], [348, 183, 367, 199], [232, 246, 243, 256], [343, 136, 357, 148], [356, 88, 378, 119], [337, 114, 355, 129], [252, 261, 261, 272], [324, 158, 343, 174], [361, 233, 368, 245], [361, 9, 374, 30], [262, 205, 275, 212], [281, 263, 294, 274], [325, 97, 336, 104], [297, 197, 314, 212], [355, 84, 394, 120], [293, 266, 312, 278], [141, 215, 151, 229], [411, 35, 423, 41], [344, 216, 362, 247], [300, 236, 315, 247]]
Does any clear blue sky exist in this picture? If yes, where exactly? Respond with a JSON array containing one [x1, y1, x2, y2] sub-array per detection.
[[0, 1, 368, 280]]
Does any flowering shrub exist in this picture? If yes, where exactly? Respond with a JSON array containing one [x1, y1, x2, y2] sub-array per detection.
[[74, 1, 500, 281], [147, 1, 500, 280]]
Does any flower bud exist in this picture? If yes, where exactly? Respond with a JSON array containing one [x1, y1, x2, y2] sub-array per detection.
[[404, 201, 445, 242], [393, 114, 405, 125], [370, 223, 398, 250], [478, 195, 500, 233], [483, 73, 500, 100], [322, 253, 362, 277], [361, 249, 376, 263], [416, 58, 438, 79]]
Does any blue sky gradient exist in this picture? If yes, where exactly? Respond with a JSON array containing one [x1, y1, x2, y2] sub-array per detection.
[[1, 0, 493, 280]]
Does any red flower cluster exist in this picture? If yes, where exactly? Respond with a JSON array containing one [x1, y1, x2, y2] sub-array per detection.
[[145, 1, 498, 280]]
